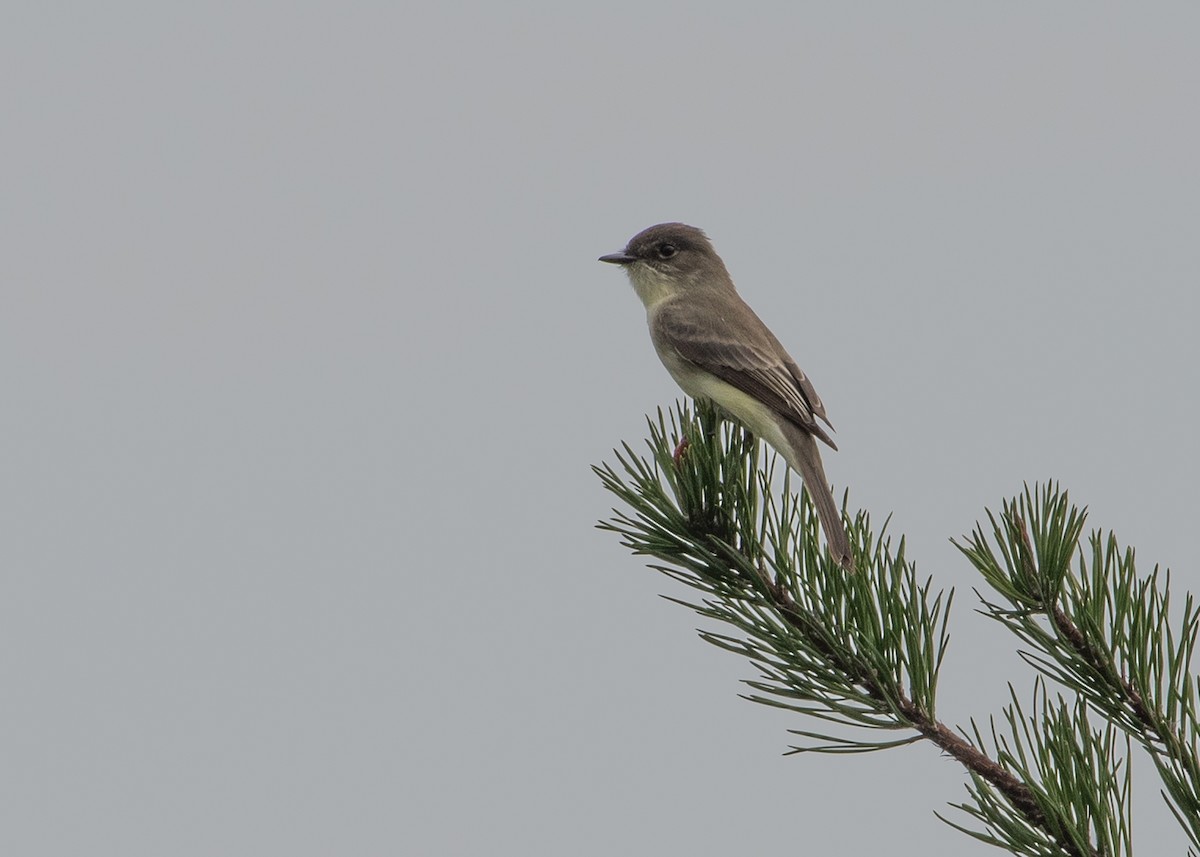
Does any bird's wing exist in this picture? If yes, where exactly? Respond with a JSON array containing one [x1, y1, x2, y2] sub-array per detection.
[[652, 297, 837, 449]]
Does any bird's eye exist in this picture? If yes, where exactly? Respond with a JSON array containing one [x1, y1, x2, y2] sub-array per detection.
[[657, 243, 677, 259]]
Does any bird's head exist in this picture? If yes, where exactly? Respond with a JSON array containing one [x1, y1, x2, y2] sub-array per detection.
[[599, 222, 730, 308]]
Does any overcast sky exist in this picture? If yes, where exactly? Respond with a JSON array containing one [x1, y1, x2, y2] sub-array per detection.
[[4, 4, 1199, 855]]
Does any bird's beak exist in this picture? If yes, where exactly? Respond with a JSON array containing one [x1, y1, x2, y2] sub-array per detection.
[[598, 251, 635, 265]]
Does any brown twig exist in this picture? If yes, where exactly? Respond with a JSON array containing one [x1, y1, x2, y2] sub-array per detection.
[[752, 559, 1095, 857]]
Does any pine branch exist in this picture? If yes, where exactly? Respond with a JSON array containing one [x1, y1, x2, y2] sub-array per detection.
[[942, 686, 1132, 857], [956, 484, 1200, 850], [596, 402, 1129, 856]]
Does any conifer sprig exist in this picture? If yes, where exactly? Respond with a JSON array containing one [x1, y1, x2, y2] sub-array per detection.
[[595, 402, 1155, 856], [957, 484, 1200, 850]]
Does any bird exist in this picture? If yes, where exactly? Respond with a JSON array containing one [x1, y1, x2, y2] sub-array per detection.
[[600, 222, 853, 570]]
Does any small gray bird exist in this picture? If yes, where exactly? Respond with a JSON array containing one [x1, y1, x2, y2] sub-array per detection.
[[600, 222, 853, 570]]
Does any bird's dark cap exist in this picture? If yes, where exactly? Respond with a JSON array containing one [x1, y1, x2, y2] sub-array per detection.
[[599, 223, 711, 266]]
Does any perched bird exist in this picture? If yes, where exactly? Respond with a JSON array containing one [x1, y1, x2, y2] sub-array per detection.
[[600, 223, 853, 570]]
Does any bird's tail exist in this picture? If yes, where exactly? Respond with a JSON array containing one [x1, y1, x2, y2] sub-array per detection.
[[778, 423, 855, 571]]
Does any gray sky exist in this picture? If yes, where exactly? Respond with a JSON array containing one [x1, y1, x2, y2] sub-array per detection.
[[4, 4, 1198, 854]]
